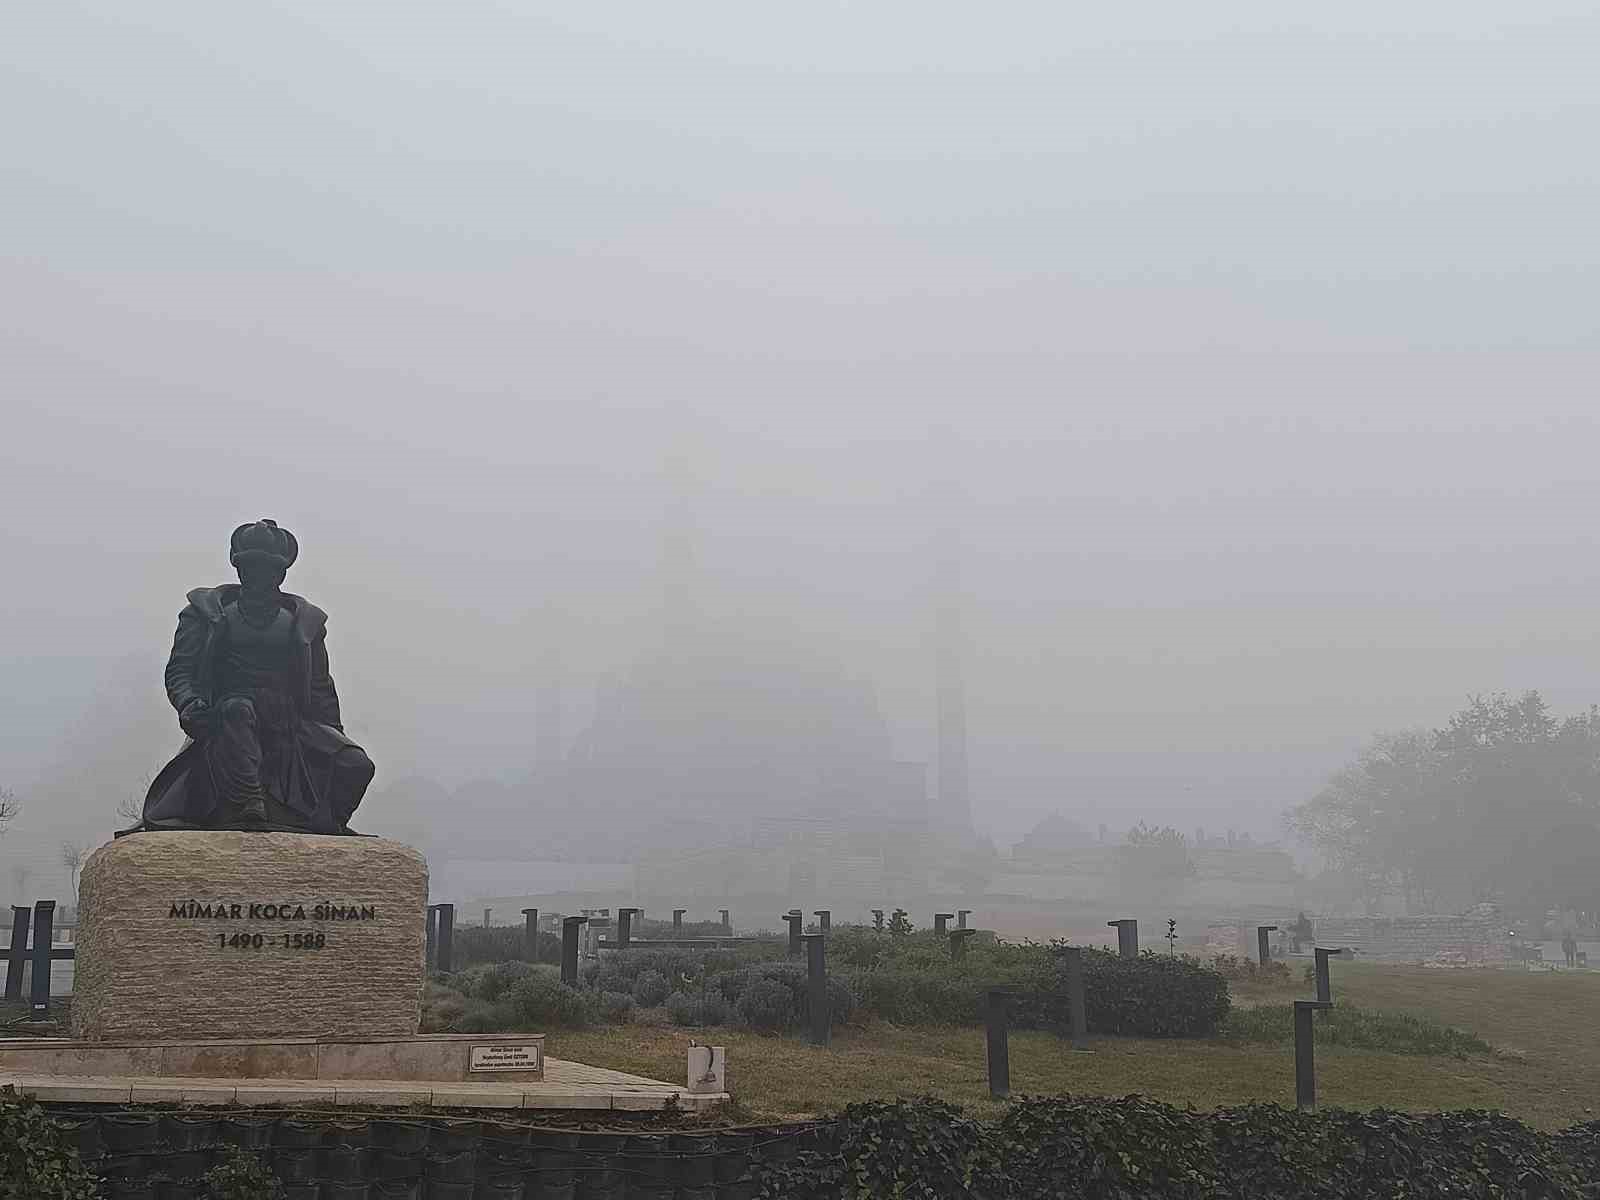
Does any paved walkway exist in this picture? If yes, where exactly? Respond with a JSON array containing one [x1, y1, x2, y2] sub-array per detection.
[[0, 1057, 727, 1111]]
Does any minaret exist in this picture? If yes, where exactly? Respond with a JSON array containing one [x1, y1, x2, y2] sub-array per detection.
[[659, 445, 699, 652], [933, 497, 972, 838], [534, 645, 562, 768]]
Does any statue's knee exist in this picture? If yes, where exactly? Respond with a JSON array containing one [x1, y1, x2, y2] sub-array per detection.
[[337, 748, 375, 789], [217, 697, 256, 725]]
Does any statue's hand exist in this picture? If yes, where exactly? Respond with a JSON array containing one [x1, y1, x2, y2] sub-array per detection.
[[179, 699, 212, 740]]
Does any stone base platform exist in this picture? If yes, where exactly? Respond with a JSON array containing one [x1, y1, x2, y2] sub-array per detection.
[[0, 1058, 725, 1111], [0, 1033, 545, 1083]]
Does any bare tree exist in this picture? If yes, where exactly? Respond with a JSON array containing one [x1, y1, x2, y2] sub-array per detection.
[[115, 771, 154, 824], [60, 843, 87, 905], [0, 786, 18, 836]]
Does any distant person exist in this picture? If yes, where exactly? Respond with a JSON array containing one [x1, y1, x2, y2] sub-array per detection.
[[1562, 932, 1578, 968]]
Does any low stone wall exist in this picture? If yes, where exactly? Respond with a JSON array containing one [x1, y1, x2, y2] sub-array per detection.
[[1311, 914, 1510, 966]]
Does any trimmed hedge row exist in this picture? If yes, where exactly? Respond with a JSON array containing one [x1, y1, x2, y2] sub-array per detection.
[[755, 1096, 1600, 1199], [429, 936, 1235, 1039]]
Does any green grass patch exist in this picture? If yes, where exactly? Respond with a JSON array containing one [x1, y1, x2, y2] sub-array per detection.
[[1218, 999, 1493, 1057]]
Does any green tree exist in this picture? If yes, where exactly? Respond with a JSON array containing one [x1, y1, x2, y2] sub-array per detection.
[[1288, 692, 1600, 917]]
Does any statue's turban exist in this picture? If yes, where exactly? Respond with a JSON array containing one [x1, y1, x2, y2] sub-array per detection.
[[229, 519, 299, 570]]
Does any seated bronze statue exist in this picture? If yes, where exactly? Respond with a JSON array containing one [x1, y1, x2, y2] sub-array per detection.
[[129, 520, 375, 835]]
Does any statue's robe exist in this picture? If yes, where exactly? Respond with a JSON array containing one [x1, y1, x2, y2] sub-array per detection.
[[140, 584, 373, 834]]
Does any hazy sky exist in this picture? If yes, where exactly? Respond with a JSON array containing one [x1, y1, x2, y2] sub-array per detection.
[[4, 3, 1600, 856]]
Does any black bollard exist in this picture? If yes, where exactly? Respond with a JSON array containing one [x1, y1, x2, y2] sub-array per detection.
[[1064, 945, 1089, 1050], [950, 928, 976, 960], [28, 901, 55, 1018], [784, 910, 804, 957], [957, 909, 972, 930], [435, 903, 455, 973], [1107, 919, 1138, 958], [616, 907, 638, 949], [1294, 999, 1334, 1109], [4, 907, 29, 1001], [673, 909, 686, 931], [813, 910, 830, 933], [801, 934, 829, 1047], [1257, 925, 1278, 967], [1313, 946, 1353, 1018], [985, 989, 1013, 1098], [934, 913, 953, 937], [872, 909, 885, 932], [561, 916, 589, 985], [522, 908, 540, 961]]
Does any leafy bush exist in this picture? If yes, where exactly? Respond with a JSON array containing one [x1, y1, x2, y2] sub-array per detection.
[[471, 960, 537, 1001], [756, 1097, 1595, 1200], [508, 972, 597, 1029], [664, 989, 731, 1027], [1219, 1001, 1494, 1057], [631, 968, 671, 1007], [1013, 946, 1231, 1037], [450, 923, 561, 968], [736, 978, 796, 1032], [0, 1086, 100, 1199], [843, 965, 982, 1026], [204, 1145, 286, 1199], [597, 990, 635, 1023], [714, 961, 855, 1030]]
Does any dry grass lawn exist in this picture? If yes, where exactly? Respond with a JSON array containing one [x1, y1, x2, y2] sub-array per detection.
[[554, 961, 1600, 1129]]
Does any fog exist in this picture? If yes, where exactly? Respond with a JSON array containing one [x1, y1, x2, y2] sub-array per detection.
[[4, 3, 1599, 909]]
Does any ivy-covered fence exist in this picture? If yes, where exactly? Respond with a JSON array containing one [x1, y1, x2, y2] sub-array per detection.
[[12, 1088, 1598, 1198]]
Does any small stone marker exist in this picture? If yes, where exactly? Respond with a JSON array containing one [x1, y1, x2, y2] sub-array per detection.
[[687, 1044, 726, 1094]]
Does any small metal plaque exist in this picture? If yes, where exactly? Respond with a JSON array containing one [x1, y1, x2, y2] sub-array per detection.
[[469, 1043, 542, 1072]]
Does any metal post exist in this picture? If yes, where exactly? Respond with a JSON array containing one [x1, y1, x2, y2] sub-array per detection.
[[522, 908, 540, 960], [934, 913, 953, 936], [1313, 946, 1352, 1018], [784, 911, 803, 957], [616, 908, 637, 949], [29, 901, 55, 1018], [1313, 947, 1332, 1006], [1294, 1000, 1333, 1110], [801, 934, 829, 1047], [985, 989, 1012, 1098], [1064, 946, 1089, 1050], [561, 916, 588, 985], [1257, 925, 1278, 967], [872, 909, 884, 932], [435, 903, 454, 973], [950, 929, 976, 960], [4, 907, 28, 1002], [957, 909, 971, 930], [1108, 919, 1138, 958], [813, 910, 830, 933], [673, 909, 686, 931]]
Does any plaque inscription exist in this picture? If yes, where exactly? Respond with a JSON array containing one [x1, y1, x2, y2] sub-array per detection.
[[469, 1043, 542, 1072]]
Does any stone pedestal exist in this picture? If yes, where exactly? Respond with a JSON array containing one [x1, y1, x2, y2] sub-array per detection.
[[72, 831, 427, 1041]]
